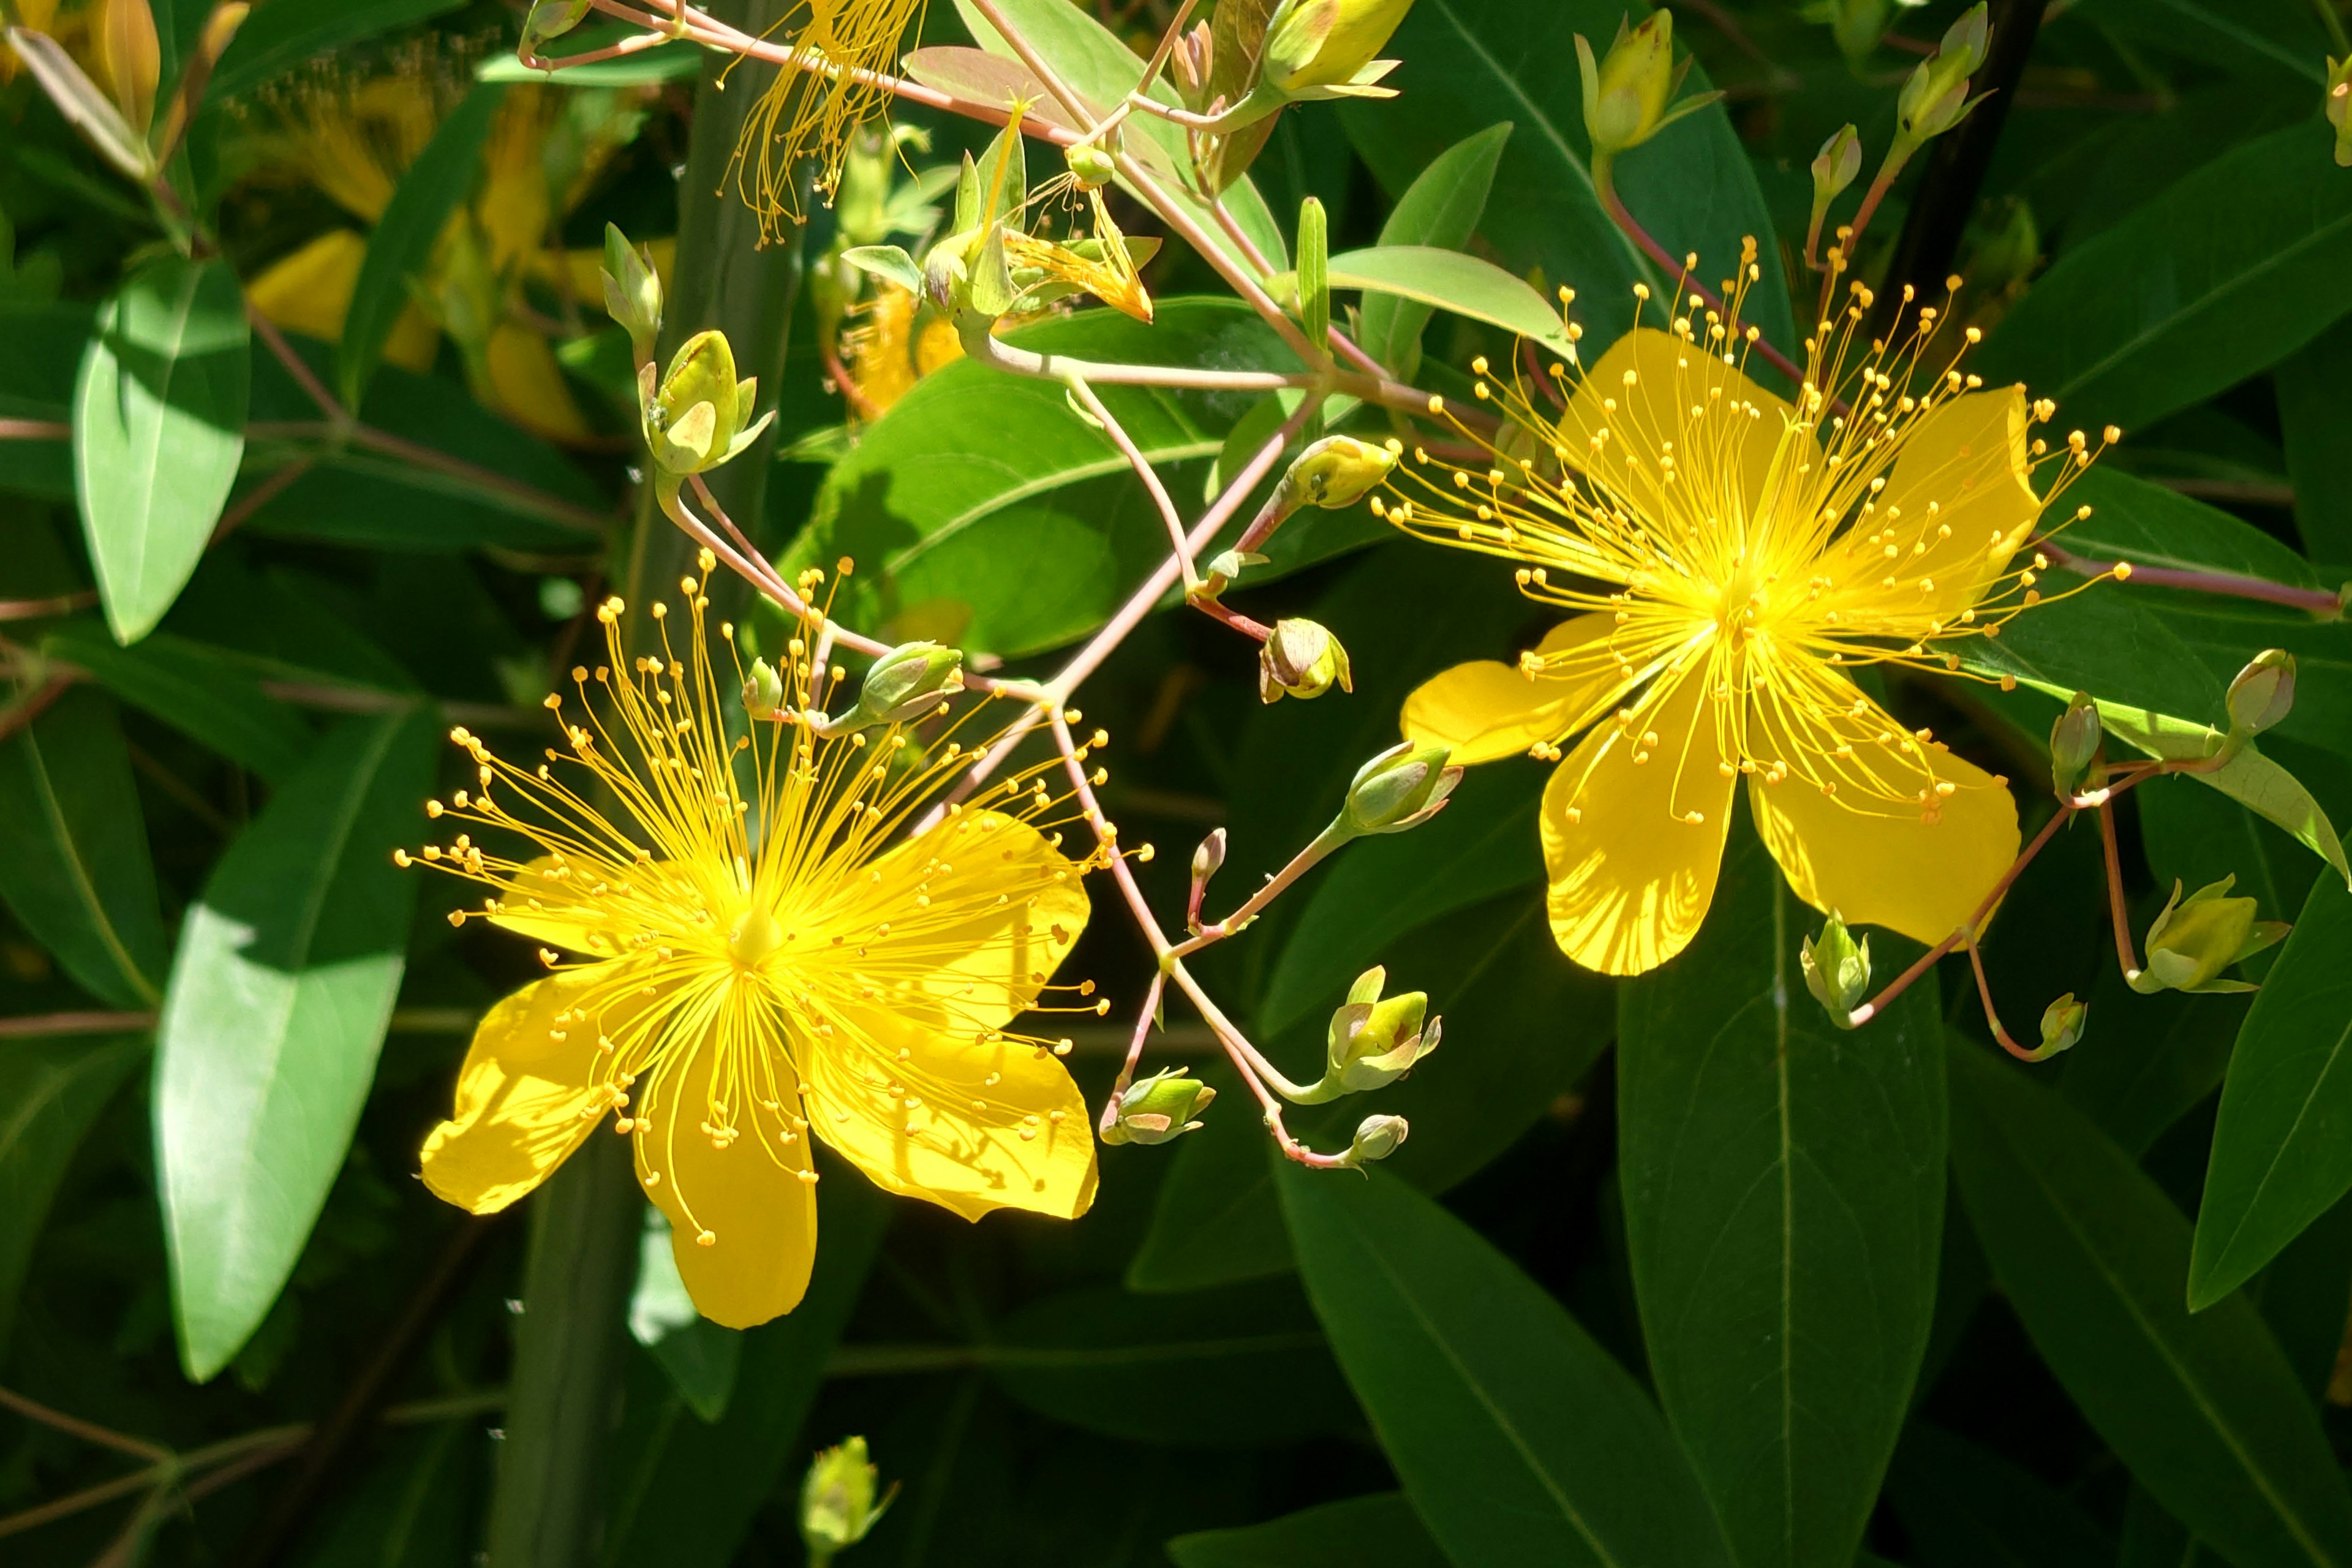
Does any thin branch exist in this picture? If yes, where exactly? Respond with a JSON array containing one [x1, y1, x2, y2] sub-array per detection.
[[0, 591, 98, 622], [0, 1010, 154, 1039]]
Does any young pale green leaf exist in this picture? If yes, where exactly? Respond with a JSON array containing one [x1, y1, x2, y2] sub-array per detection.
[[2097, 704, 2350, 888], [156, 706, 435, 1382], [1979, 127, 2352, 433], [339, 81, 504, 412], [1167, 1494, 1449, 1568], [1948, 1036, 2352, 1568], [205, 0, 464, 104], [1277, 1161, 1736, 1568], [600, 1177, 889, 1568], [43, 622, 314, 782], [1885, 1423, 2119, 1568], [840, 244, 926, 298], [74, 255, 249, 644], [477, 18, 699, 83], [2189, 879, 2352, 1308], [1310, 246, 1574, 359], [1357, 122, 1511, 379], [0, 1033, 143, 1348], [1619, 826, 1946, 1568], [0, 687, 168, 1009]]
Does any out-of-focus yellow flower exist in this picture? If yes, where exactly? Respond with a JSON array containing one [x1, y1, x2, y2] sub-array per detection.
[[0, 0, 67, 86], [729, 0, 927, 244], [837, 282, 962, 417], [404, 559, 1103, 1328], [1382, 258, 2114, 976], [244, 77, 661, 442]]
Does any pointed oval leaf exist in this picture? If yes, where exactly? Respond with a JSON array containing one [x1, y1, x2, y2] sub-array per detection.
[[1357, 122, 1512, 377], [44, 622, 314, 782], [1168, 1494, 1449, 1568], [1316, 245, 1572, 358], [0, 1033, 143, 1348]]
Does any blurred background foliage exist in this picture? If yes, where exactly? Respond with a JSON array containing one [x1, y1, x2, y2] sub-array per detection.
[[5, 0, 2352, 1565]]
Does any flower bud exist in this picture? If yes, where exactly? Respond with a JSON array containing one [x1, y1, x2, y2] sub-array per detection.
[[94, 0, 160, 137], [1261, 0, 1415, 98], [642, 330, 770, 478], [602, 222, 663, 366], [1343, 1112, 1409, 1166], [1811, 123, 1861, 208], [2049, 690, 2102, 799], [1894, 4, 1989, 146], [742, 657, 785, 721], [1259, 618, 1353, 703], [2037, 993, 2087, 1058], [1800, 911, 1872, 1027], [1278, 434, 1398, 510], [2131, 875, 2291, 995], [2226, 649, 2294, 738], [1066, 142, 1117, 188], [816, 641, 964, 736], [2330, 56, 2352, 168], [1325, 965, 1441, 1093], [1339, 741, 1461, 837], [523, 0, 595, 55], [1574, 12, 1719, 159], [799, 1436, 894, 1559], [1099, 1068, 1218, 1146], [1191, 826, 1227, 885]]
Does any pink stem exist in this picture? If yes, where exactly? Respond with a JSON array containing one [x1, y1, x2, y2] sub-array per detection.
[[0, 591, 97, 621], [1594, 162, 1810, 390], [1063, 377, 1197, 586], [2041, 542, 2343, 617], [0, 419, 69, 440], [244, 300, 345, 423]]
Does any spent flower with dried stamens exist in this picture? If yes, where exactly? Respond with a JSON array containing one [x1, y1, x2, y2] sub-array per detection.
[[1379, 245, 2117, 975], [402, 554, 1105, 1327]]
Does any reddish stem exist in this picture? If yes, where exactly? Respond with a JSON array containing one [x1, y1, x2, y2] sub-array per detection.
[[1593, 161, 1809, 390], [2040, 541, 2343, 617], [0, 419, 69, 440], [2100, 799, 2144, 982]]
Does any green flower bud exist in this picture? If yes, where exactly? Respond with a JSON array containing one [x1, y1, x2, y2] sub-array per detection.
[[1325, 965, 1441, 1093], [742, 657, 785, 721], [642, 330, 771, 478], [1810, 123, 1861, 210], [799, 1436, 894, 1561], [1259, 618, 1353, 703], [2330, 56, 2352, 168], [2037, 993, 2088, 1058], [1066, 142, 1118, 188], [1262, 0, 1415, 97], [815, 641, 965, 736], [601, 222, 663, 366], [1199, 548, 1267, 600], [1574, 12, 1721, 159], [2049, 690, 2102, 799], [1894, 5, 1990, 146], [1279, 434, 1399, 511], [2226, 649, 2295, 739], [1343, 1112, 1410, 1166], [1800, 911, 1872, 1027], [1339, 741, 1461, 838], [2131, 876, 2292, 995], [522, 0, 594, 55], [1100, 1068, 1218, 1146]]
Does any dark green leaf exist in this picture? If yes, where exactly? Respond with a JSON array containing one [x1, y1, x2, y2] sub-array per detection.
[[74, 255, 250, 644], [339, 83, 504, 412], [0, 301, 95, 499], [1619, 824, 1946, 1568], [0, 687, 168, 1009], [44, 622, 315, 782], [2060, 963, 2246, 1159], [2190, 878, 2352, 1308], [156, 707, 435, 1381], [628, 1207, 742, 1424], [1979, 127, 2352, 433], [2276, 314, 2352, 565], [2064, 468, 2321, 588], [2245, 1191, 2352, 1401], [1278, 1161, 1736, 1568], [1359, 123, 1512, 378], [0, 1034, 141, 1348], [2069, 0, 2331, 86], [2122, 1487, 2231, 1568], [2140, 772, 2321, 932], [1948, 1035, 2352, 1568], [1124, 1065, 1295, 1295], [1167, 1494, 1449, 1568], [206, 0, 467, 105], [288, 1421, 480, 1568], [1884, 1423, 2117, 1568]]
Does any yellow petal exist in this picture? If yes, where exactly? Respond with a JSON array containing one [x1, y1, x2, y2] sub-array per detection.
[[1815, 387, 2040, 633], [484, 324, 591, 442], [1561, 326, 1801, 527], [420, 968, 635, 1214], [246, 232, 368, 345], [488, 854, 661, 955], [1541, 652, 1735, 975], [632, 997, 817, 1329], [804, 1002, 1097, 1224], [835, 812, 1091, 1032], [382, 302, 441, 373], [1402, 614, 1632, 765], [1747, 695, 2019, 948], [478, 92, 555, 271]]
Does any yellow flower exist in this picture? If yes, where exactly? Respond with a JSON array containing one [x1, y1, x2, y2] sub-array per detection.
[[1384, 265, 2108, 976], [837, 282, 962, 417], [404, 556, 1102, 1327], [729, 0, 927, 244], [1001, 186, 1156, 325]]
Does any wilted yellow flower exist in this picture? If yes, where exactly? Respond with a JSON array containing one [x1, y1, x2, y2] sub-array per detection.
[[729, 0, 927, 243], [404, 556, 1102, 1327], [1384, 262, 2109, 976], [1001, 186, 1155, 325]]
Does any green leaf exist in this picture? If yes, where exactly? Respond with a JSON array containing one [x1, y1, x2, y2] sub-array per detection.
[[477, 19, 700, 83], [43, 622, 315, 782], [2276, 314, 2352, 565], [2188, 878, 2352, 1308], [2059, 965, 2247, 1159], [205, 0, 466, 105], [1277, 1161, 1736, 1568], [2069, 0, 2331, 86], [0, 1034, 142, 1348], [1122, 1073, 1293, 1294], [156, 706, 435, 1381], [628, 1206, 742, 1424], [0, 688, 168, 1009], [74, 255, 250, 644], [1336, 0, 1792, 368], [339, 82, 504, 412], [1883, 1423, 2119, 1568], [986, 1281, 1356, 1446], [780, 301, 1291, 659], [2098, 704, 2350, 888], [1618, 825, 1947, 1568], [2123, 1487, 2233, 1568], [1947, 1035, 2352, 1568], [2064, 468, 2322, 589], [2140, 772, 2321, 931], [0, 301, 97, 499], [1978, 127, 2352, 433], [1167, 1494, 1449, 1568], [1297, 198, 1330, 349], [1312, 245, 1574, 359], [1357, 123, 1512, 378], [600, 1175, 889, 1568], [290, 1422, 480, 1568]]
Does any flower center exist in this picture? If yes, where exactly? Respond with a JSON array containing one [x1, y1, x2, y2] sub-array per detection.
[[727, 904, 786, 970], [1714, 562, 1774, 639]]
